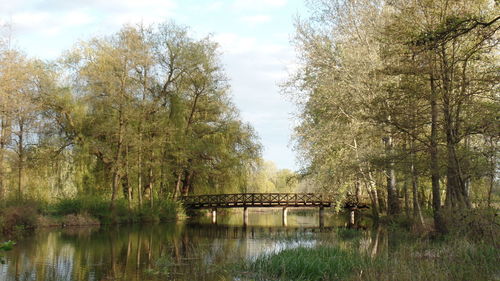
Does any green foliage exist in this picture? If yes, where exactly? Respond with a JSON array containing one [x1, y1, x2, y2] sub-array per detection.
[[242, 246, 364, 281], [247, 160, 299, 193], [137, 199, 182, 222], [52, 198, 85, 215], [0, 195, 182, 228], [286, 0, 499, 224], [0, 241, 15, 264], [0, 20, 261, 213]]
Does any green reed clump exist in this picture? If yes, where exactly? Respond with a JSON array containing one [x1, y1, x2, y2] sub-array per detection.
[[354, 239, 500, 281], [243, 246, 365, 281], [337, 228, 362, 240], [240, 229, 499, 281]]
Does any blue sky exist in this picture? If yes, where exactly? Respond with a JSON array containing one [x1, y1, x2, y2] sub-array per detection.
[[0, 0, 307, 170]]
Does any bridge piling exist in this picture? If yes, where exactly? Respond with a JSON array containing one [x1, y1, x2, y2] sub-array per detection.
[[319, 207, 324, 228], [282, 207, 288, 226], [243, 207, 248, 226], [211, 208, 217, 224]]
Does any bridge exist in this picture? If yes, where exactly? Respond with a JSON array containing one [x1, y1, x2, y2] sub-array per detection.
[[180, 193, 361, 226]]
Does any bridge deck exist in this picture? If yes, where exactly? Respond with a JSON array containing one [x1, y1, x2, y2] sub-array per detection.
[[180, 193, 336, 209]]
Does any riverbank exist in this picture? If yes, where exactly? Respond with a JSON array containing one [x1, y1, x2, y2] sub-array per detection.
[[0, 197, 184, 236]]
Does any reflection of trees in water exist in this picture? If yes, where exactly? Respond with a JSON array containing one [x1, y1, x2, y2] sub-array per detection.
[[0, 217, 404, 281]]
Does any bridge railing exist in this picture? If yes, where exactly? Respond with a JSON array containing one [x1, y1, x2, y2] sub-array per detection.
[[180, 193, 338, 209]]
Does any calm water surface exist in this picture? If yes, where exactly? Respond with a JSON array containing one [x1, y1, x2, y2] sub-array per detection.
[[0, 209, 394, 281]]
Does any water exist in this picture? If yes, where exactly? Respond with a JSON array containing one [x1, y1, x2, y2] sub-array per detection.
[[0, 209, 385, 281]]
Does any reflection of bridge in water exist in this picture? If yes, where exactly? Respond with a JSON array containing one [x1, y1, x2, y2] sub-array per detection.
[[180, 193, 363, 227]]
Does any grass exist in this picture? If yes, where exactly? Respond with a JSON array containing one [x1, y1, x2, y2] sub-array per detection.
[[354, 239, 500, 281], [239, 229, 500, 281], [240, 246, 364, 281]]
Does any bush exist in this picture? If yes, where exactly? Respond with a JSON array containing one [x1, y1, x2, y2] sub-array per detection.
[[0, 204, 38, 233], [53, 198, 84, 215], [61, 213, 100, 226], [2, 196, 182, 227], [158, 199, 182, 221], [0, 241, 15, 264], [136, 199, 181, 223], [444, 208, 500, 244]]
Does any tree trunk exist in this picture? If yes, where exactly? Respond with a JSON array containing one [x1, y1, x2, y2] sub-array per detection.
[[148, 163, 154, 208], [0, 146, 3, 202], [0, 118, 9, 201], [403, 169, 411, 219], [363, 171, 379, 220], [430, 67, 446, 233], [181, 169, 193, 196], [110, 108, 124, 211], [17, 120, 24, 200], [173, 172, 182, 199], [137, 134, 143, 208], [410, 137, 424, 227], [384, 134, 400, 215], [126, 145, 132, 209], [488, 138, 495, 207]]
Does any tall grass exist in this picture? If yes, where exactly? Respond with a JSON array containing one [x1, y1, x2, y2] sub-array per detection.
[[241, 246, 364, 281], [241, 232, 500, 281], [355, 239, 499, 281]]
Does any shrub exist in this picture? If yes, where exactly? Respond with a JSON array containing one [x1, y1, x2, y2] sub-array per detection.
[[444, 208, 500, 244], [53, 198, 84, 215], [158, 199, 182, 221], [61, 213, 100, 226], [0, 241, 15, 264], [0, 205, 38, 233]]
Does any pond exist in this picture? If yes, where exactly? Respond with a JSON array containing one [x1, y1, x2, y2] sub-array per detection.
[[0, 209, 396, 281]]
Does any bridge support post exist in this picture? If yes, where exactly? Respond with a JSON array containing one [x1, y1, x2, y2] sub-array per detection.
[[243, 207, 249, 227], [211, 208, 217, 224], [282, 207, 288, 226], [319, 206, 324, 228]]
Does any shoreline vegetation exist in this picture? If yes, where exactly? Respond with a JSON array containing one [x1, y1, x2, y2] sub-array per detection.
[[238, 231, 499, 281], [235, 208, 499, 281], [0, 196, 184, 236]]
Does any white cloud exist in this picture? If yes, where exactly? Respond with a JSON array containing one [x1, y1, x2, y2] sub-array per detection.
[[232, 0, 287, 10], [62, 10, 94, 26], [240, 14, 271, 25], [213, 33, 257, 54], [11, 11, 51, 28], [206, 1, 224, 11]]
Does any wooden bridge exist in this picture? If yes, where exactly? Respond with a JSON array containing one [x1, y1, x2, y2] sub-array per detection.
[[180, 193, 335, 209], [180, 193, 358, 226]]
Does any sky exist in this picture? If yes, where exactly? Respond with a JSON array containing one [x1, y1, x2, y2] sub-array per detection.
[[0, 0, 308, 170]]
